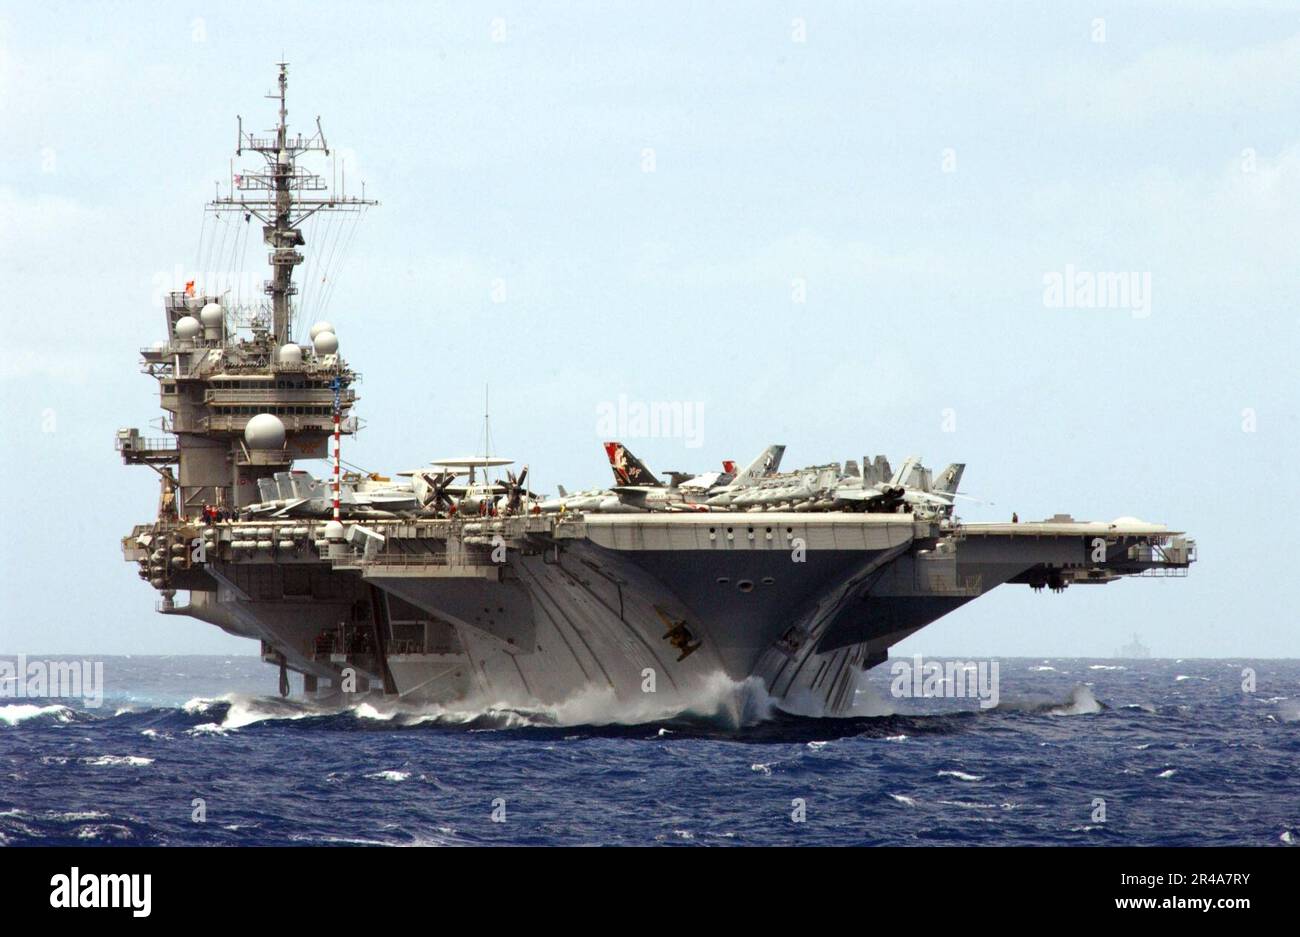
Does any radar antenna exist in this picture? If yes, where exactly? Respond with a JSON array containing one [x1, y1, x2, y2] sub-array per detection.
[[209, 63, 377, 344]]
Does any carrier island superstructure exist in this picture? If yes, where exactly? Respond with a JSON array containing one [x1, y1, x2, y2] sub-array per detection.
[[118, 67, 1195, 714]]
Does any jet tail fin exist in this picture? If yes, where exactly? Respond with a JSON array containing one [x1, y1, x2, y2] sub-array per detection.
[[932, 463, 965, 495], [890, 455, 922, 488], [866, 455, 892, 486], [557, 484, 568, 497], [732, 444, 785, 487], [604, 441, 661, 487]]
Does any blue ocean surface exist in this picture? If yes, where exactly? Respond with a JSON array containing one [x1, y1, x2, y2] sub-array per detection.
[[1, 655, 1296, 846]]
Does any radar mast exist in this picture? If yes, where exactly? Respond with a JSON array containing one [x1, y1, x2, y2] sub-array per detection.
[[209, 62, 377, 344]]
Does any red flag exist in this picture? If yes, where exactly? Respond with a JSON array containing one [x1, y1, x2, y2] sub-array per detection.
[[185, 280, 195, 296]]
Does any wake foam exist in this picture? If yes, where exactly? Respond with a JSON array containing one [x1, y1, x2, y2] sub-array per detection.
[[405, 671, 779, 730], [994, 684, 1103, 716], [170, 673, 782, 732]]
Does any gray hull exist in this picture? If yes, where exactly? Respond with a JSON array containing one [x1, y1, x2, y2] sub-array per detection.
[[128, 513, 1193, 716]]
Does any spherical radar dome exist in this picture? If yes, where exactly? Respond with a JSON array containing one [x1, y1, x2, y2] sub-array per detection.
[[279, 343, 303, 365], [312, 330, 339, 355], [309, 321, 335, 340], [199, 302, 224, 327], [174, 316, 202, 340], [244, 413, 286, 450]]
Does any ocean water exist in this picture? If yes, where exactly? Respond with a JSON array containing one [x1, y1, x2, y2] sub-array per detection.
[[1, 655, 1296, 846]]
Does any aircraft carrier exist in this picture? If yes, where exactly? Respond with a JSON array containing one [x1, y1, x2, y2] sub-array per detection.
[[118, 67, 1196, 715]]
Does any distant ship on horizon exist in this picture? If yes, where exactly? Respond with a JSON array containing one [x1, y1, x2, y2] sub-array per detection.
[[1115, 633, 1152, 659]]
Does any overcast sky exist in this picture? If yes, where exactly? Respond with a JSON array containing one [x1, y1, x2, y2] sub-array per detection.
[[1, 2, 1296, 658]]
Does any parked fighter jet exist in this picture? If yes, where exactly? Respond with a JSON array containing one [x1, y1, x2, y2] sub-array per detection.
[[603, 442, 786, 512], [244, 469, 419, 518], [703, 451, 970, 516]]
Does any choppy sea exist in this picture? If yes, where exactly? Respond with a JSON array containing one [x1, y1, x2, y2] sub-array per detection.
[[1, 655, 1296, 846]]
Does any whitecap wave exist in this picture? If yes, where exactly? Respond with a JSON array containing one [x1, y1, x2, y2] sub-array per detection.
[[938, 769, 984, 782], [0, 703, 73, 726], [81, 755, 153, 767], [1120, 703, 1158, 714]]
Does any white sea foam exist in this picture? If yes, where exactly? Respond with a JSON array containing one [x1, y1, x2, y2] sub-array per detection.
[[996, 684, 1102, 716], [938, 769, 984, 782], [366, 770, 410, 782], [889, 793, 917, 806], [81, 755, 153, 767], [353, 702, 396, 721], [1089, 665, 1124, 671], [806, 740, 829, 751], [1157, 768, 1177, 778], [750, 762, 773, 776], [76, 824, 134, 841], [404, 671, 780, 729], [1049, 685, 1102, 716], [181, 696, 215, 714], [182, 693, 319, 731], [0, 703, 73, 726], [1120, 703, 1158, 714]]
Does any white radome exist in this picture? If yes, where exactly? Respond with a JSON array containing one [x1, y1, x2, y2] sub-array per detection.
[[174, 315, 201, 339], [199, 302, 224, 326], [312, 330, 339, 355], [323, 520, 346, 541], [244, 413, 286, 450], [309, 321, 335, 339], [279, 343, 303, 365]]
